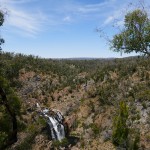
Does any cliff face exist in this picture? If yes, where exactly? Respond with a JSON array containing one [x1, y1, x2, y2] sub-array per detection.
[[1, 53, 150, 149]]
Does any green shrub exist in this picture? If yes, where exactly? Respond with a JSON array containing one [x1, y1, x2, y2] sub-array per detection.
[[36, 117, 47, 127], [137, 90, 150, 101], [142, 102, 147, 109], [90, 123, 100, 137], [52, 138, 69, 148], [112, 101, 129, 148], [0, 132, 7, 148]]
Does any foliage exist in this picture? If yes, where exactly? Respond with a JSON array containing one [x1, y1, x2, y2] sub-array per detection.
[[112, 100, 141, 149], [0, 10, 4, 50], [52, 138, 69, 149], [0, 77, 21, 149], [111, 9, 150, 56], [112, 101, 129, 148], [0, 50, 150, 149], [89, 123, 100, 137], [0, 10, 22, 149], [0, 77, 21, 114]]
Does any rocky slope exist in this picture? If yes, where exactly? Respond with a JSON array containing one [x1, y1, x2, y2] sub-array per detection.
[[1, 53, 150, 149]]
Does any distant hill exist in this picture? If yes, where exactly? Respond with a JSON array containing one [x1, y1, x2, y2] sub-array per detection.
[[52, 57, 115, 60]]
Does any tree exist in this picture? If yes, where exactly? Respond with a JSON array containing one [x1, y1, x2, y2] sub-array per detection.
[[0, 11, 5, 50], [0, 77, 21, 149], [0, 10, 21, 149], [111, 9, 150, 56]]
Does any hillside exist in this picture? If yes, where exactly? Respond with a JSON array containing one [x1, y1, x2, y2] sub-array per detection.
[[0, 52, 150, 150]]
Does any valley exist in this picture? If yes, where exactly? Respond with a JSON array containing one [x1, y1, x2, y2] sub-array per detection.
[[0, 52, 150, 149]]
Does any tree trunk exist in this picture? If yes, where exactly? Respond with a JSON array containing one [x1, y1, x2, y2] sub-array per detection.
[[0, 87, 18, 149]]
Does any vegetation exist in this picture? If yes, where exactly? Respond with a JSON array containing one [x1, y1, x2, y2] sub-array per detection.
[[89, 123, 100, 137], [0, 10, 4, 50], [111, 9, 150, 56], [0, 69, 21, 149], [0, 11, 22, 149], [112, 101, 129, 148], [0, 4, 150, 149], [0, 51, 150, 149], [52, 138, 69, 149]]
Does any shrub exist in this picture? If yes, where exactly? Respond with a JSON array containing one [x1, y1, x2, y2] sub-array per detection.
[[90, 123, 100, 137], [52, 138, 69, 149], [112, 101, 129, 148], [0, 132, 7, 147]]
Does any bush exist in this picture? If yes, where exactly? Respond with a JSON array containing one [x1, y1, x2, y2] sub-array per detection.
[[52, 138, 69, 149], [90, 123, 100, 137], [112, 101, 129, 148], [0, 132, 7, 148]]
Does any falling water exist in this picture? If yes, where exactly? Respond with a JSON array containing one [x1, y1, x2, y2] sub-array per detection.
[[36, 103, 65, 141], [48, 115, 65, 141]]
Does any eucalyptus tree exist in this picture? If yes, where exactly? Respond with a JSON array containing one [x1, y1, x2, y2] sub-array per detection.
[[0, 11, 4, 50], [0, 11, 21, 149], [111, 9, 150, 56]]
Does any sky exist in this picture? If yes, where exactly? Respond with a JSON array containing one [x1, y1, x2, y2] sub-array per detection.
[[0, 0, 150, 58]]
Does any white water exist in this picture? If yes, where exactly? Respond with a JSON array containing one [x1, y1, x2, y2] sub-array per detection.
[[37, 103, 65, 141], [48, 116, 65, 141]]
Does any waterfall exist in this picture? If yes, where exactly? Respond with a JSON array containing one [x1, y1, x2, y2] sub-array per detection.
[[48, 116, 65, 141], [36, 103, 66, 141]]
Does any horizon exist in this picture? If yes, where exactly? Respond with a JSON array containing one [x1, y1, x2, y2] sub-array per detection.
[[1, 50, 140, 60], [0, 0, 149, 58]]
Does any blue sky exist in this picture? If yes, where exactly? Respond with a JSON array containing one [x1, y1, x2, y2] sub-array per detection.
[[0, 0, 150, 58]]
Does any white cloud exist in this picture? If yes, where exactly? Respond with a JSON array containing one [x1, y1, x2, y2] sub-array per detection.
[[104, 16, 114, 25], [101, 0, 150, 28], [0, 0, 47, 37], [102, 6, 127, 27], [76, 0, 114, 14], [8, 9, 39, 34], [63, 16, 72, 22], [1, 0, 37, 4], [0, 0, 119, 36], [1, 0, 146, 37]]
